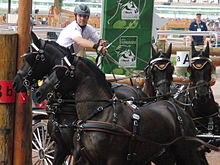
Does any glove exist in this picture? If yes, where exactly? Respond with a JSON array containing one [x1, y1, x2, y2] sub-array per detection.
[[93, 43, 108, 54], [98, 39, 108, 46], [97, 45, 108, 54]]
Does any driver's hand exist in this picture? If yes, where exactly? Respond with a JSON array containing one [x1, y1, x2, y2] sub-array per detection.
[[99, 40, 108, 47], [97, 45, 108, 54]]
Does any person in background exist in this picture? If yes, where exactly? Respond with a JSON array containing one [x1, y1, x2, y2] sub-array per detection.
[[56, 4, 107, 56], [189, 13, 208, 46]]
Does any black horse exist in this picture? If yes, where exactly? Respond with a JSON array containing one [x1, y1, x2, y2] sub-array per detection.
[[174, 43, 220, 137], [143, 44, 174, 99], [187, 43, 220, 136], [35, 54, 206, 165], [13, 32, 77, 165], [13, 31, 147, 165], [142, 44, 211, 165]]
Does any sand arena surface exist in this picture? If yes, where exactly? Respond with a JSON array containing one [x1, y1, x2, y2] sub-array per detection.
[[206, 66, 220, 164]]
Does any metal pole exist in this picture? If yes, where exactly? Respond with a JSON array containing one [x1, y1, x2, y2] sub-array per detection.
[[13, 0, 32, 164]]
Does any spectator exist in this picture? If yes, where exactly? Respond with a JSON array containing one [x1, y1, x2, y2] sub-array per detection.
[[213, 20, 220, 31], [189, 13, 208, 45], [3, 14, 6, 23]]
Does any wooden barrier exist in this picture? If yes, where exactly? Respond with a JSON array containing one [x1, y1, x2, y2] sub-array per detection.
[[106, 74, 216, 87], [161, 19, 192, 30], [0, 31, 17, 165], [168, 45, 220, 56], [157, 40, 220, 66]]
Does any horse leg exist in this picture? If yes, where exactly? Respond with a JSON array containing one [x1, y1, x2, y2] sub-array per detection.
[[152, 148, 176, 165], [53, 144, 69, 165], [47, 118, 71, 165], [173, 141, 206, 165], [197, 151, 209, 165]]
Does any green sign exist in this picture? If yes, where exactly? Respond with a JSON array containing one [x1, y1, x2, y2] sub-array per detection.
[[102, 0, 154, 74]]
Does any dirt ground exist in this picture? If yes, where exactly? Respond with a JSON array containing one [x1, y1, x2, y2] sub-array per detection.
[[206, 66, 220, 165], [207, 151, 220, 165]]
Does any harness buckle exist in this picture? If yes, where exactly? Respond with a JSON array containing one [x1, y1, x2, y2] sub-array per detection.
[[40, 54, 45, 61], [76, 132, 81, 141], [177, 116, 183, 122], [127, 153, 136, 161], [23, 79, 30, 87], [132, 113, 140, 121], [134, 120, 138, 126], [70, 70, 74, 77], [54, 82, 60, 89], [39, 49, 44, 54], [57, 98, 63, 104], [97, 106, 104, 112]]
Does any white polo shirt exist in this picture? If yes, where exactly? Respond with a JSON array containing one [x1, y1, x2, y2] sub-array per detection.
[[56, 21, 100, 54]]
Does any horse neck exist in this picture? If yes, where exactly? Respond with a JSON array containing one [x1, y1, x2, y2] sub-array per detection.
[[189, 85, 218, 116], [74, 66, 114, 121], [45, 44, 66, 67], [142, 78, 156, 97]]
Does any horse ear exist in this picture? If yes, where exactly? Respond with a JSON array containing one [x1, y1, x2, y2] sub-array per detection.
[[204, 42, 210, 58], [151, 44, 157, 58], [166, 43, 172, 59], [31, 31, 41, 50], [191, 41, 197, 58]]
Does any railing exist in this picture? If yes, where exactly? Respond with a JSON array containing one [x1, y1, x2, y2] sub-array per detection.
[[157, 30, 220, 47], [1, 22, 220, 47]]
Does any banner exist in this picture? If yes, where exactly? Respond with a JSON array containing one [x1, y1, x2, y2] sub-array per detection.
[[0, 81, 15, 103], [102, 0, 154, 74]]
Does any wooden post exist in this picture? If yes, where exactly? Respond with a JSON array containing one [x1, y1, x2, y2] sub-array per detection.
[[0, 31, 17, 165], [13, 0, 32, 165]]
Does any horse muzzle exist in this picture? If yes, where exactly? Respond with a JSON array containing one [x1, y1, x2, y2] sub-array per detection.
[[35, 71, 60, 103]]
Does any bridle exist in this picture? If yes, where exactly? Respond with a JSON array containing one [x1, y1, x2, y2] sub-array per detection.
[[21, 40, 47, 90], [188, 57, 215, 100], [144, 57, 174, 96], [44, 55, 79, 101]]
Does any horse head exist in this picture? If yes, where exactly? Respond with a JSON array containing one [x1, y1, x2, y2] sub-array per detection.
[[188, 42, 215, 102], [144, 44, 174, 99], [35, 56, 112, 105], [13, 31, 69, 93]]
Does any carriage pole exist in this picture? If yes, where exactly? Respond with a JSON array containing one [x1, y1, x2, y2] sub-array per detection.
[[13, 0, 32, 165]]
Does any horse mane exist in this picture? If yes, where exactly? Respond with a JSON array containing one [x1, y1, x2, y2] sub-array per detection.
[[79, 57, 112, 93], [47, 40, 70, 55]]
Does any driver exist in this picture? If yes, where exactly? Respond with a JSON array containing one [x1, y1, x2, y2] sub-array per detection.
[[56, 4, 107, 56]]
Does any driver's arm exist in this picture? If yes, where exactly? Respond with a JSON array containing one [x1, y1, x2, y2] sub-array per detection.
[[73, 36, 108, 54]]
